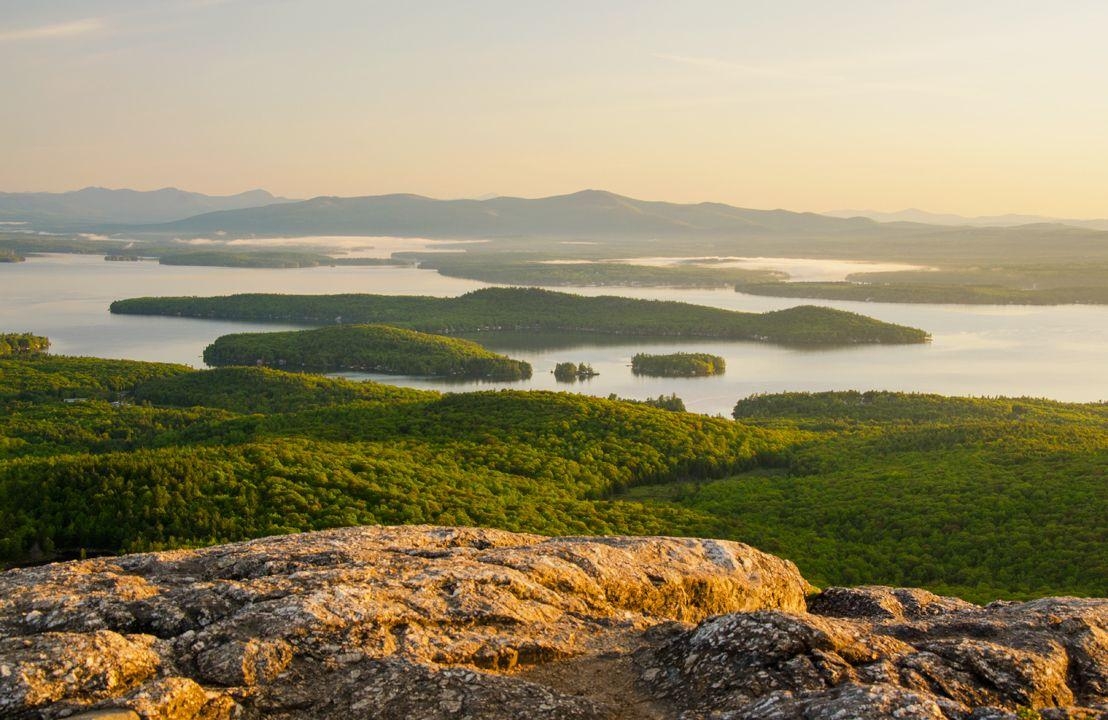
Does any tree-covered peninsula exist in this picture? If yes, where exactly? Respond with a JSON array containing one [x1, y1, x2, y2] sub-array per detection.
[[410, 253, 785, 289], [157, 250, 411, 269], [203, 324, 532, 380], [736, 280, 1108, 305], [110, 287, 931, 345], [631, 352, 726, 377], [0, 333, 49, 358]]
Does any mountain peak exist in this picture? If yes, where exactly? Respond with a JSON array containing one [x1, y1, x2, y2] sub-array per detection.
[[557, 188, 626, 200]]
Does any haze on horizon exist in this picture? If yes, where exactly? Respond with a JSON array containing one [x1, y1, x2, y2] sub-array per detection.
[[3, 0, 1107, 218]]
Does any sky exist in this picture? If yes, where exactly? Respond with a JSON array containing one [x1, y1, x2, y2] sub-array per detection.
[[2, 0, 1108, 217]]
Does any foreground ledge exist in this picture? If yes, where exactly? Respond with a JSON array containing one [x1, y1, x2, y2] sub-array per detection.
[[0, 525, 1104, 719]]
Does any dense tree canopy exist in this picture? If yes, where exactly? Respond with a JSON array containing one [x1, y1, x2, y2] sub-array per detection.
[[110, 287, 931, 345], [0, 352, 1103, 603], [157, 250, 409, 268], [203, 324, 532, 380], [629, 391, 1108, 600], [0, 334, 50, 358], [0, 359, 782, 564], [412, 253, 784, 288], [631, 352, 725, 377], [553, 362, 598, 382], [0, 355, 190, 403], [736, 280, 1108, 305]]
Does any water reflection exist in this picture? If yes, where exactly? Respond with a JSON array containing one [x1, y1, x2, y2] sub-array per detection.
[[2, 253, 1106, 414]]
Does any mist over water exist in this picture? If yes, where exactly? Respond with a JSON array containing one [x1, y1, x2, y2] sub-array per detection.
[[3, 253, 1106, 415], [566, 256, 930, 281]]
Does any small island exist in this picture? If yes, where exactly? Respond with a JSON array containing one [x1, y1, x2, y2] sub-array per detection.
[[631, 352, 725, 377], [0, 333, 50, 357], [203, 324, 532, 380], [553, 362, 598, 382]]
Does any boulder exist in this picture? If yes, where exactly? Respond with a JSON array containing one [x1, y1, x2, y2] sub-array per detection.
[[0, 631, 160, 716], [643, 594, 1108, 719], [0, 526, 1104, 719], [808, 585, 977, 620]]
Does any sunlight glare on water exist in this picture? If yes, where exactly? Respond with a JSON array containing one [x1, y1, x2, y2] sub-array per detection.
[[3, 253, 1106, 415]]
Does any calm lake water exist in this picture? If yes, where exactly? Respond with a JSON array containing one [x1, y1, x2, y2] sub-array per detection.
[[3, 253, 1106, 415]]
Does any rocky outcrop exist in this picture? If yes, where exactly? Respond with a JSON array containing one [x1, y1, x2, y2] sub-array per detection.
[[641, 594, 1108, 719], [806, 585, 978, 620], [0, 525, 1104, 719]]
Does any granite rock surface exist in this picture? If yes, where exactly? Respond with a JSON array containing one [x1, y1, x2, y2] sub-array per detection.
[[0, 525, 1103, 719]]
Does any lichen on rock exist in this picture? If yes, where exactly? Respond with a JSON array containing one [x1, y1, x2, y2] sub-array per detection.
[[0, 525, 1104, 719]]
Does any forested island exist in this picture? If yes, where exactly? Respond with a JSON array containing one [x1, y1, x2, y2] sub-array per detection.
[[0, 333, 50, 357], [8, 228, 1106, 305], [737, 280, 1108, 305], [0, 233, 408, 269], [203, 324, 532, 380], [0, 233, 135, 257], [631, 352, 726, 377], [410, 254, 785, 289], [158, 250, 411, 269], [553, 361, 598, 382], [0, 346, 1104, 602], [110, 287, 931, 345]]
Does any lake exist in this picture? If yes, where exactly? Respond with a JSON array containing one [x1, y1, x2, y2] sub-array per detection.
[[551, 255, 930, 281], [3, 253, 1106, 415]]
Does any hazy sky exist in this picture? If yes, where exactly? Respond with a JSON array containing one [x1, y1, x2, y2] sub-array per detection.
[[3, 1, 1108, 216]]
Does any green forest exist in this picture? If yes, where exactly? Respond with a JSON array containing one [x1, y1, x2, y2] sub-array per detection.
[[0, 233, 407, 270], [0, 334, 50, 358], [553, 362, 599, 382], [6, 226, 1108, 308], [735, 262, 1108, 305], [110, 287, 930, 345], [0, 349, 1104, 603], [736, 280, 1108, 305], [0, 233, 135, 257], [631, 352, 726, 377], [158, 250, 410, 269], [609, 393, 688, 412], [410, 253, 785, 288], [203, 324, 532, 380]]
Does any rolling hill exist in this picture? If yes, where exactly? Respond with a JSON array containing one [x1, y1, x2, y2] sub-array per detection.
[[134, 190, 1108, 266], [141, 189, 879, 238], [826, 207, 1108, 231], [0, 186, 293, 227]]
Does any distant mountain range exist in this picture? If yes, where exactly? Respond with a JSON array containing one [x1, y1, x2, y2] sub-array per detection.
[[137, 189, 881, 238], [826, 207, 1108, 232], [4, 187, 1107, 264], [0, 187, 294, 227]]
